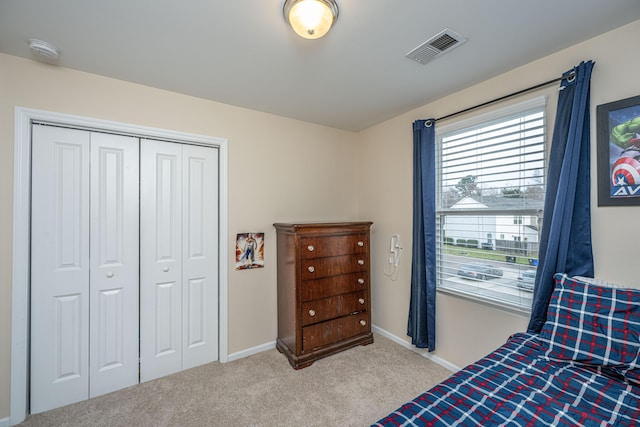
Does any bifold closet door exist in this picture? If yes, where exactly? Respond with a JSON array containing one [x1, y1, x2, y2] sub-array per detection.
[[88, 132, 140, 398], [140, 139, 219, 382], [30, 125, 139, 413]]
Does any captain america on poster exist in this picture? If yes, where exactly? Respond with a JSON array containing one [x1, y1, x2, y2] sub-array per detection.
[[606, 105, 640, 198]]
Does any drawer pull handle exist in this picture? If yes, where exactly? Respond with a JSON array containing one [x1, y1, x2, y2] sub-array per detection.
[[360, 320, 367, 326], [308, 309, 316, 317], [106, 271, 114, 278], [358, 278, 365, 284], [163, 266, 170, 272], [357, 241, 364, 247], [307, 245, 314, 252], [359, 298, 365, 304], [308, 266, 315, 273], [357, 259, 365, 266]]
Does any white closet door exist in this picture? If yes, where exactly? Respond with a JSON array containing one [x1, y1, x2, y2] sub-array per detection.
[[31, 125, 91, 413], [182, 144, 219, 369], [89, 133, 140, 397], [140, 140, 219, 381], [31, 126, 140, 412], [140, 139, 184, 381]]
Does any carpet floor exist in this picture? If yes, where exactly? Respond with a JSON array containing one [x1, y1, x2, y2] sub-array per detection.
[[17, 333, 453, 427]]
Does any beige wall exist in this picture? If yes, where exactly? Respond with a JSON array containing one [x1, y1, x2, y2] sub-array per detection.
[[2, 18, 640, 422], [361, 19, 640, 368], [0, 53, 360, 419]]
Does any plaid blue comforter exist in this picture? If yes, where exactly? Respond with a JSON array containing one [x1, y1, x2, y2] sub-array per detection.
[[373, 332, 640, 426]]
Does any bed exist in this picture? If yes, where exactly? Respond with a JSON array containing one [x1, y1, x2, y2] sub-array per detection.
[[374, 273, 640, 426]]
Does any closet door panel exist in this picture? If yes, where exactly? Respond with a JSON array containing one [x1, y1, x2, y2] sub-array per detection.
[[89, 132, 140, 397], [140, 139, 183, 382], [182, 145, 219, 369], [31, 125, 90, 413]]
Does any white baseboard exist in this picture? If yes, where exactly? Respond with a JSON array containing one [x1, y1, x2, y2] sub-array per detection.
[[227, 340, 276, 362], [0, 416, 10, 427], [225, 328, 462, 372], [372, 325, 461, 372]]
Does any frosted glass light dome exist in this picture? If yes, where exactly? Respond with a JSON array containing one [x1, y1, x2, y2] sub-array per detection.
[[284, 0, 339, 40]]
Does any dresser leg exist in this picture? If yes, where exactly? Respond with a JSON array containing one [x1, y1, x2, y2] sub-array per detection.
[[291, 360, 314, 370]]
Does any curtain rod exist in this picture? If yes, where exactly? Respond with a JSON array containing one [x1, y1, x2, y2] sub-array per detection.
[[433, 76, 565, 123]]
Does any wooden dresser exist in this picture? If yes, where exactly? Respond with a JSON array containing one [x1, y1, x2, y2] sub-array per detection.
[[274, 221, 373, 369]]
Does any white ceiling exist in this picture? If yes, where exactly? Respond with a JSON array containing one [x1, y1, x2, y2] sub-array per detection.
[[1, 1, 639, 132]]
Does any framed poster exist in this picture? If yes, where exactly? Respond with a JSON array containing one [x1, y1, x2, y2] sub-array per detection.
[[235, 232, 264, 270], [596, 94, 640, 206]]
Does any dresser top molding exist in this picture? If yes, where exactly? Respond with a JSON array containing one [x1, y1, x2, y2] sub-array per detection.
[[273, 221, 373, 234]]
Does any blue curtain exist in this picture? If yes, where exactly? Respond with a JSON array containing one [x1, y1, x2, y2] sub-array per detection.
[[408, 119, 437, 351], [528, 61, 595, 332]]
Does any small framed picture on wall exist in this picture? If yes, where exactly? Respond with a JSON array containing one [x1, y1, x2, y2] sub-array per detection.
[[235, 232, 265, 270], [596, 94, 640, 206]]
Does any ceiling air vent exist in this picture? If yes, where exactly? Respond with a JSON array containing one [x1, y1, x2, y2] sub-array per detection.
[[405, 28, 466, 65]]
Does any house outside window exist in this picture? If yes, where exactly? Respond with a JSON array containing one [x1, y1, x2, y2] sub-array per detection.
[[436, 97, 546, 311]]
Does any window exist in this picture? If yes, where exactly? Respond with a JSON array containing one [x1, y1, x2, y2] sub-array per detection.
[[436, 97, 546, 311]]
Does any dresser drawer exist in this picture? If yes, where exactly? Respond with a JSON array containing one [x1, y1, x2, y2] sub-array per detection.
[[300, 272, 367, 302], [301, 234, 367, 259], [301, 290, 367, 326], [301, 254, 367, 280], [302, 312, 370, 352]]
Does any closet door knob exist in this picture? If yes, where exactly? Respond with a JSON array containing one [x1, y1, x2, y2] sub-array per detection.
[[359, 298, 365, 304], [308, 309, 316, 317], [106, 272, 114, 278], [163, 266, 170, 272], [358, 278, 365, 284], [357, 259, 365, 266], [357, 241, 364, 247], [307, 245, 314, 252], [308, 266, 315, 273], [360, 320, 367, 326]]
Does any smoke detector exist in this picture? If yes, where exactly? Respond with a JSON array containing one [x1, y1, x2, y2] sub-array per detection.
[[405, 28, 466, 65], [28, 39, 60, 61]]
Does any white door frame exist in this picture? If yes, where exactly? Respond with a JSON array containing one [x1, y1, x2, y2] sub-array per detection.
[[10, 107, 229, 425]]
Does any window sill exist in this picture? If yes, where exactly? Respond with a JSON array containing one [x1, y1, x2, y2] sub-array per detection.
[[436, 285, 532, 317]]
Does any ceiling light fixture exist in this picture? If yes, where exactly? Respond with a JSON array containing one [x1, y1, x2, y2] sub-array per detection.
[[283, 0, 339, 40]]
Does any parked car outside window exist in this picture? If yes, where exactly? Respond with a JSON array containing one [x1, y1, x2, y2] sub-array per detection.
[[457, 262, 503, 281], [517, 269, 536, 291]]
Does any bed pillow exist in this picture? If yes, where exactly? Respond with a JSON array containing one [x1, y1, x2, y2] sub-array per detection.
[[539, 273, 640, 373], [572, 276, 627, 289]]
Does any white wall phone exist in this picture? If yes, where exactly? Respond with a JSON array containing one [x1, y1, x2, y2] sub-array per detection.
[[384, 235, 402, 280], [389, 235, 401, 266]]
